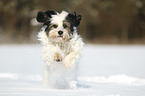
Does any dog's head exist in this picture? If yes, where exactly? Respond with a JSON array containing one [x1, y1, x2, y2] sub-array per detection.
[[36, 10, 82, 42]]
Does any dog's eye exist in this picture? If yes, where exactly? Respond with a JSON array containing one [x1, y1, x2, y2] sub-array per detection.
[[63, 24, 68, 28], [52, 24, 58, 28]]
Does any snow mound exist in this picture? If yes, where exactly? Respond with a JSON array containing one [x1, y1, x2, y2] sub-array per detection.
[[0, 73, 42, 81], [78, 74, 145, 86], [0, 73, 18, 79]]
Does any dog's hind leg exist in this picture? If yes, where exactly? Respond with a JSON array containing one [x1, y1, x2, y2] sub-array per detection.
[[43, 64, 50, 87]]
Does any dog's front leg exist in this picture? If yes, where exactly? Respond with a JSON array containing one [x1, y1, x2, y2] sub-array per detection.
[[42, 44, 63, 64], [63, 52, 77, 69], [63, 38, 84, 69], [54, 53, 62, 62]]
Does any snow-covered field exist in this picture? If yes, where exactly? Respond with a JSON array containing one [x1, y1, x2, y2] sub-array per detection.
[[0, 44, 145, 96]]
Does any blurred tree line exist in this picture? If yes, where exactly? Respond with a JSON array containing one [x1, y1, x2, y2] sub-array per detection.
[[0, 0, 145, 44]]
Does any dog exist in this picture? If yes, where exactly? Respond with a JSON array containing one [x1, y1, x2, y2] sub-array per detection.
[[36, 10, 84, 89]]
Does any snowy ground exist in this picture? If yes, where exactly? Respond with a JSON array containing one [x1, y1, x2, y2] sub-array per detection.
[[0, 44, 145, 96]]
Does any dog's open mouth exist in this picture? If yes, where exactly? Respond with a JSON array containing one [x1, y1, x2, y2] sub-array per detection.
[[57, 36, 65, 40], [57, 36, 63, 38]]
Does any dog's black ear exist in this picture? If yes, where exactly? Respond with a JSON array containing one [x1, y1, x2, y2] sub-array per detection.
[[36, 11, 48, 23], [36, 10, 57, 23], [66, 12, 82, 27]]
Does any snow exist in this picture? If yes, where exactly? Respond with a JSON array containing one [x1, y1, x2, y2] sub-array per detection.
[[78, 74, 145, 86], [0, 44, 145, 96]]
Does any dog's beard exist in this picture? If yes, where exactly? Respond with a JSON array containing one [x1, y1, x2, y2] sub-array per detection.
[[48, 30, 71, 42]]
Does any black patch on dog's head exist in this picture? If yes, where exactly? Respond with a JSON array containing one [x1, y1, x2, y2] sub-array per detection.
[[66, 12, 82, 27], [36, 10, 57, 25], [45, 10, 57, 18]]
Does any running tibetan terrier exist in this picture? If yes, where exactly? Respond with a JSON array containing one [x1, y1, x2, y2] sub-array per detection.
[[36, 10, 84, 89]]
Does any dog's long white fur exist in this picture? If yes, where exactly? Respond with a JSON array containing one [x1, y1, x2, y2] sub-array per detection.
[[37, 11, 84, 89]]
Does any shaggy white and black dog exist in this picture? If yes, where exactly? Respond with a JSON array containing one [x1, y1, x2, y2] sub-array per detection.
[[36, 10, 84, 89]]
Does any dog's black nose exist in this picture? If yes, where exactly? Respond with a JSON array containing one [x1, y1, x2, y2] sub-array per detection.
[[58, 31, 63, 35]]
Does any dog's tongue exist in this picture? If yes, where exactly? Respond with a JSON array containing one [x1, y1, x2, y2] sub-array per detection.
[[63, 36, 65, 39]]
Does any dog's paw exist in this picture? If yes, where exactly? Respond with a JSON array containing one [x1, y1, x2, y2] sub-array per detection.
[[54, 53, 62, 62], [63, 55, 75, 69]]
